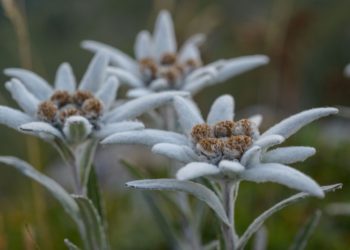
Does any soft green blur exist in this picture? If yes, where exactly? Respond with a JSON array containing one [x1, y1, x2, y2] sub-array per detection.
[[0, 0, 349, 249]]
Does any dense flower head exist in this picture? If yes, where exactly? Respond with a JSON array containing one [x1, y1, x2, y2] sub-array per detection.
[[191, 120, 258, 164], [82, 10, 269, 97], [37, 90, 103, 129], [102, 94, 338, 197]]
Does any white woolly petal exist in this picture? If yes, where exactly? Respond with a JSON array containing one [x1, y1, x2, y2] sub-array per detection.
[[79, 52, 109, 93], [178, 42, 201, 63], [81, 40, 139, 74], [20, 121, 63, 140], [153, 10, 176, 60], [262, 146, 316, 164], [185, 66, 217, 83], [104, 91, 189, 123], [176, 162, 220, 180], [344, 64, 350, 77], [94, 121, 144, 139], [107, 67, 144, 88], [5, 79, 40, 115], [4, 68, 53, 100], [183, 74, 213, 95], [240, 163, 324, 197], [249, 114, 263, 127], [240, 146, 261, 167], [262, 107, 338, 139], [126, 88, 153, 98], [63, 116, 92, 144], [152, 143, 199, 163], [219, 160, 245, 175], [0, 106, 33, 130], [101, 129, 189, 146], [207, 95, 234, 124], [54, 62, 77, 92], [95, 76, 119, 110], [149, 78, 169, 91], [216, 55, 269, 83], [253, 135, 285, 149], [173, 96, 204, 134], [182, 33, 206, 48], [134, 30, 154, 60]]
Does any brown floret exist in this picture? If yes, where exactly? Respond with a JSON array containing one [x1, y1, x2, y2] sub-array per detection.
[[37, 101, 58, 122], [161, 53, 177, 65], [139, 58, 158, 78], [198, 138, 224, 154], [59, 107, 81, 122], [223, 135, 252, 159], [191, 124, 213, 142], [72, 90, 93, 105], [213, 120, 235, 137], [50, 90, 71, 107], [82, 98, 103, 118]]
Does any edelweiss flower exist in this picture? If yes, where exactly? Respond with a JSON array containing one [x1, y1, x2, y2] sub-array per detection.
[[0, 53, 187, 145], [82, 10, 269, 97], [103, 95, 338, 197]]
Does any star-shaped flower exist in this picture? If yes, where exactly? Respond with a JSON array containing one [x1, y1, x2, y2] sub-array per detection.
[[0, 53, 187, 146], [103, 95, 337, 197], [82, 10, 269, 98]]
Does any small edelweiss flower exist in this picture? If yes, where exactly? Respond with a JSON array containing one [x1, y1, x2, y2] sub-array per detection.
[[0, 52, 187, 145], [81, 10, 269, 97], [102, 95, 338, 197]]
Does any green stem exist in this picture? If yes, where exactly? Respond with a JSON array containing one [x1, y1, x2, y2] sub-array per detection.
[[221, 180, 239, 250]]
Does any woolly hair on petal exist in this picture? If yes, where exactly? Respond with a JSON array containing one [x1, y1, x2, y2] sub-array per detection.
[[262, 107, 338, 139], [206, 95, 235, 125], [262, 146, 316, 164], [240, 163, 324, 198], [63, 116, 93, 144], [4, 68, 53, 100], [176, 162, 221, 180], [54, 62, 77, 92]]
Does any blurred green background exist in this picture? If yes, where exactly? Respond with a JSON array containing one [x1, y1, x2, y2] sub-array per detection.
[[0, 0, 349, 249]]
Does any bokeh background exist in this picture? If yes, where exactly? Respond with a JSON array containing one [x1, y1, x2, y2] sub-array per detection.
[[0, 0, 350, 249]]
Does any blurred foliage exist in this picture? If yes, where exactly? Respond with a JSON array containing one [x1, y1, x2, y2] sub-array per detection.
[[0, 0, 349, 249]]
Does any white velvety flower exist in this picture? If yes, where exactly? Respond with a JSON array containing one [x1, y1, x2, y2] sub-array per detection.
[[103, 95, 338, 197], [82, 10, 269, 97], [0, 52, 187, 145]]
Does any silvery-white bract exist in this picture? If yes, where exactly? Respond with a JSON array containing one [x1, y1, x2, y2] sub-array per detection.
[[344, 64, 350, 77], [103, 95, 338, 197], [0, 52, 187, 145], [82, 10, 269, 98]]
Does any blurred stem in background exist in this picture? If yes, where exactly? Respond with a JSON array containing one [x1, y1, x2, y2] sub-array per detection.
[[1, 0, 52, 249]]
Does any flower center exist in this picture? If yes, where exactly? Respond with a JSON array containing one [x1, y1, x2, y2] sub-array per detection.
[[191, 119, 259, 164], [37, 90, 103, 129], [138, 53, 201, 87]]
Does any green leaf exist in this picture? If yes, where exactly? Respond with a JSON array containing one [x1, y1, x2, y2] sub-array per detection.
[[289, 210, 322, 250], [87, 165, 104, 218], [72, 195, 109, 250], [64, 239, 81, 250], [0, 156, 81, 226], [236, 184, 342, 250], [126, 179, 230, 226], [78, 140, 98, 188]]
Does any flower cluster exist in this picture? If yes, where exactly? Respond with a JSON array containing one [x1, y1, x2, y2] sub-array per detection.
[[103, 95, 337, 197], [0, 8, 341, 250], [82, 10, 269, 97]]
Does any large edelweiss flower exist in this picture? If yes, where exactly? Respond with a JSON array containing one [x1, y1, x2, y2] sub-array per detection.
[[0, 53, 187, 146], [82, 10, 269, 98], [102, 95, 338, 197]]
